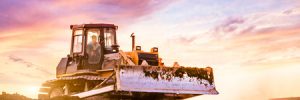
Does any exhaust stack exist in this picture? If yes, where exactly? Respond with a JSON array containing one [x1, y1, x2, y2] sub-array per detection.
[[130, 33, 135, 51]]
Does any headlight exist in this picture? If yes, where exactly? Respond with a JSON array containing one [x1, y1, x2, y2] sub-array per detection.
[[111, 44, 119, 53], [152, 47, 158, 52], [112, 49, 117, 52], [136, 46, 141, 50]]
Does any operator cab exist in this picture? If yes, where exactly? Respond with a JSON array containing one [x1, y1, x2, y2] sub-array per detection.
[[69, 24, 119, 70]]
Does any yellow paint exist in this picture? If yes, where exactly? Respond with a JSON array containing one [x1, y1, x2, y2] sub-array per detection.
[[125, 48, 163, 66]]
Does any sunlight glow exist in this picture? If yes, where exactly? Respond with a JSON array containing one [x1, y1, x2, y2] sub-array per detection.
[[25, 86, 39, 95]]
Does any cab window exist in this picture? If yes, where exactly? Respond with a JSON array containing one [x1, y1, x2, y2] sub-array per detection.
[[86, 29, 101, 64], [87, 29, 100, 44], [104, 28, 115, 48], [73, 30, 83, 53]]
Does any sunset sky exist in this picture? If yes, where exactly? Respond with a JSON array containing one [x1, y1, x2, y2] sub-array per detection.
[[0, 0, 300, 99]]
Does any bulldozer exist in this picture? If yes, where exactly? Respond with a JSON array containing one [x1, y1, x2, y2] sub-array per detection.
[[38, 23, 218, 99]]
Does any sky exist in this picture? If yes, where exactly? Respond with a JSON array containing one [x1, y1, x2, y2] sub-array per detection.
[[0, 0, 300, 99]]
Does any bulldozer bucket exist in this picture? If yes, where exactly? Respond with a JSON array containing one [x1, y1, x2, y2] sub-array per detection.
[[115, 65, 218, 95]]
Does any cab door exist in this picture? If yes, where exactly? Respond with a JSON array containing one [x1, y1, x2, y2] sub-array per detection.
[[83, 28, 104, 70], [103, 28, 117, 54]]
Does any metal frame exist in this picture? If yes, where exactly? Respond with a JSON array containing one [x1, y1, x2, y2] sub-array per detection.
[[72, 85, 114, 98]]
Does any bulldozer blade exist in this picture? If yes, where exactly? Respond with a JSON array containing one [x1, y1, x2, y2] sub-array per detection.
[[115, 65, 218, 95]]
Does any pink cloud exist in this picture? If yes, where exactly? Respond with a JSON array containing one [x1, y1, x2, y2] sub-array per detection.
[[167, 14, 300, 71], [0, 0, 177, 53], [214, 17, 246, 33], [0, 0, 175, 30], [8, 55, 53, 75], [283, 9, 293, 15], [223, 24, 300, 65], [240, 25, 256, 34], [176, 36, 198, 45]]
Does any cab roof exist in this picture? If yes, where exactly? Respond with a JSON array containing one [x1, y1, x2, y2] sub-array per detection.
[[70, 23, 117, 29]]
